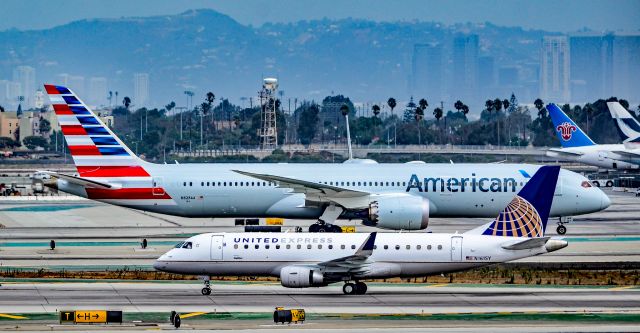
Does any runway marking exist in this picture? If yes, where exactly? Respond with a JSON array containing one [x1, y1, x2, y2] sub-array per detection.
[[425, 283, 449, 288], [0, 314, 27, 319], [180, 312, 208, 319], [609, 286, 635, 291]]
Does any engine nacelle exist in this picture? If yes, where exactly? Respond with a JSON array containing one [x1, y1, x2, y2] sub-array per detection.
[[366, 194, 429, 230], [280, 266, 324, 288]]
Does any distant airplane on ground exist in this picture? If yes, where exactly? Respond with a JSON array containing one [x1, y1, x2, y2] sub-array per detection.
[[154, 166, 568, 296], [546, 103, 638, 170], [608, 101, 640, 150], [43, 84, 609, 234]]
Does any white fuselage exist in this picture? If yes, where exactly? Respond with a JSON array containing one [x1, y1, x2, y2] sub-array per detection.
[[58, 163, 610, 220], [547, 144, 640, 170], [154, 232, 555, 280]]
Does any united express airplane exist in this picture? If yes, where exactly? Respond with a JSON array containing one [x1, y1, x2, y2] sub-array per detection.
[[154, 166, 568, 295], [43, 84, 609, 234]]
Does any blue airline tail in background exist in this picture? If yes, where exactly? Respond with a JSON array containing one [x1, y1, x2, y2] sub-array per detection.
[[476, 166, 560, 238], [547, 103, 596, 148]]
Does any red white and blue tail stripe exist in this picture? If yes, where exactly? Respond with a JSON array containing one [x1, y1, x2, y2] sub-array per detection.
[[45, 84, 174, 205]]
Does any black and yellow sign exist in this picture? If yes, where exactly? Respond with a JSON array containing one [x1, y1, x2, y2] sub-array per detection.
[[59, 310, 122, 324], [75, 310, 107, 323], [59, 311, 75, 323]]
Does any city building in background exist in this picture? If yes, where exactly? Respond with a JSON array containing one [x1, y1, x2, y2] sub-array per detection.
[[612, 33, 640, 101], [452, 34, 479, 104], [12, 66, 35, 108], [134, 73, 149, 107], [540, 36, 570, 102], [411, 43, 443, 102], [89, 77, 108, 107]]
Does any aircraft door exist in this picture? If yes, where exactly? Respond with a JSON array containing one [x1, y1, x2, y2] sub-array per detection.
[[210, 235, 223, 260], [451, 236, 463, 261], [152, 177, 165, 196]]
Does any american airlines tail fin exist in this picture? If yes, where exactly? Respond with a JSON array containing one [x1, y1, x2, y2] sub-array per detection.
[[607, 102, 640, 144], [467, 166, 560, 238], [44, 84, 150, 178], [547, 103, 596, 148]]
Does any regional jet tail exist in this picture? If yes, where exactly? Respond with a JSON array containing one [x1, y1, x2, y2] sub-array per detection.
[[608, 102, 640, 148], [546, 103, 638, 170], [155, 166, 568, 296]]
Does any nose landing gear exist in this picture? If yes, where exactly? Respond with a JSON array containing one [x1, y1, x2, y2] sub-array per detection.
[[201, 277, 212, 295]]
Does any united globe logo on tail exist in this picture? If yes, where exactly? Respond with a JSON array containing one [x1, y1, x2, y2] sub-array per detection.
[[556, 122, 577, 141], [482, 196, 543, 237]]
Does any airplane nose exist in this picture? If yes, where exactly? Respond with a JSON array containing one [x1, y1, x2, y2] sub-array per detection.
[[153, 260, 166, 271], [600, 191, 611, 210]]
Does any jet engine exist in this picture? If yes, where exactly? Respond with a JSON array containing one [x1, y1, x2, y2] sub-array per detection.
[[365, 194, 429, 230], [280, 266, 325, 288]]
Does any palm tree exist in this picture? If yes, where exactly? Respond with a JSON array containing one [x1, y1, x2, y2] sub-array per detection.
[[414, 106, 424, 146], [454, 100, 464, 112], [418, 98, 428, 111], [123, 96, 131, 109], [461, 105, 469, 117], [534, 98, 545, 118], [485, 99, 494, 113], [372, 104, 381, 117], [387, 97, 397, 116], [502, 99, 510, 112]]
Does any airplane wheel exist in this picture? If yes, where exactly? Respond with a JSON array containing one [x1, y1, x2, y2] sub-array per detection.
[[308, 223, 320, 232], [330, 225, 343, 233], [556, 225, 567, 235], [343, 283, 355, 295], [201, 287, 211, 295], [355, 282, 367, 295]]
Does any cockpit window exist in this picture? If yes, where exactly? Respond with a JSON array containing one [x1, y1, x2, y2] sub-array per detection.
[[581, 181, 592, 188], [174, 242, 185, 248], [181, 242, 193, 249]]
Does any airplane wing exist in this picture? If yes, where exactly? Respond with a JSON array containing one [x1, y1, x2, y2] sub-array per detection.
[[40, 171, 113, 189], [546, 148, 583, 156], [501, 237, 550, 250], [316, 233, 376, 276], [232, 169, 368, 199], [611, 150, 640, 158]]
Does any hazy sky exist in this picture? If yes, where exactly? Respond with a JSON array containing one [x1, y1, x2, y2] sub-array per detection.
[[1, 0, 639, 32]]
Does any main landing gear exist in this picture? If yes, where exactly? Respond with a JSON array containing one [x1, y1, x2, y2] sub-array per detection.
[[556, 216, 573, 235], [309, 205, 344, 233], [343, 281, 367, 295], [201, 277, 212, 295]]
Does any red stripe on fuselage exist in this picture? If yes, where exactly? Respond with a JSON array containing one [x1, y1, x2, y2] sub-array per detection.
[[61, 125, 87, 135], [44, 85, 60, 94], [86, 188, 172, 200], [53, 104, 74, 115], [77, 166, 150, 177], [68, 145, 101, 155]]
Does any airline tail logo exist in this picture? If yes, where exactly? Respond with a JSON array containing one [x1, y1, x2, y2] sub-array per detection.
[[556, 122, 577, 141], [482, 196, 543, 237]]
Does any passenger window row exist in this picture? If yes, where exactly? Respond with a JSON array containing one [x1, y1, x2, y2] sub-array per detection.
[[232, 243, 443, 250], [182, 181, 274, 187]]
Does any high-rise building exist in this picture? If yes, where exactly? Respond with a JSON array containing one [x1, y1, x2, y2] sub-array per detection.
[[540, 36, 570, 102], [478, 56, 495, 99], [411, 43, 442, 102], [569, 33, 614, 102], [452, 34, 479, 103], [89, 77, 108, 106], [134, 73, 150, 107], [12, 66, 35, 108], [612, 33, 640, 101]]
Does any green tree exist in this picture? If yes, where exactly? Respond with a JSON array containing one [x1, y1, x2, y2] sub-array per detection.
[[0, 137, 17, 148], [39, 118, 51, 133], [387, 97, 397, 115], [372, 104, 381, 117], [418, 98, 429, 111], [23, 136, 47, 150], [297, 104, 320, 146], [123, 96, 132, 109], [534, 98, 545, 117]]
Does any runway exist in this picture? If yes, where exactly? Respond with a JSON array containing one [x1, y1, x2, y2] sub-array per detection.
[[1, 281, 639, 314]]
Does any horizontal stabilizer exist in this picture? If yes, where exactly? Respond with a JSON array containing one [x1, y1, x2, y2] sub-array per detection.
[[501, 237, 550, 250], [40, 171, 114, 189]]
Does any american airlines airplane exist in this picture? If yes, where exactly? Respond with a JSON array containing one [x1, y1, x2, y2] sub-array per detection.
[[43, 84, 609, 234], [154, 166, 568, 295], [546, 103, 639, 170]]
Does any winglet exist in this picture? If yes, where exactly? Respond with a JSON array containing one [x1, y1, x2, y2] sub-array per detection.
[[547, 103, 596, 147], [355, 232, 377, 257]]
